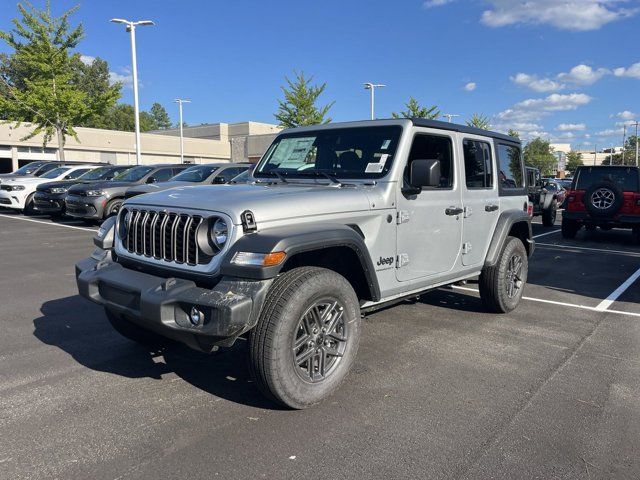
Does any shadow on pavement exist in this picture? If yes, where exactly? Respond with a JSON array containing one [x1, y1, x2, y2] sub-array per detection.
[[33, 295, 280, 410]]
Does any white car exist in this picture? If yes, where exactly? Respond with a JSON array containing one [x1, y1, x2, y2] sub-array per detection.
[[0, 165, 95, 214]]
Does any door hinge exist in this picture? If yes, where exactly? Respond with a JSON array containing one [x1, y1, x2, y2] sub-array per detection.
[[462, 242, 472, 254], [396, 210, 410, 224], [397, 253, 410, 268], [463, 206, 473, 218]]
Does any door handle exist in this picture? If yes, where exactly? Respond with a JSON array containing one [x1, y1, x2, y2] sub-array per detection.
[[445, 206, 464, 216], [485, 204, 499, 212]]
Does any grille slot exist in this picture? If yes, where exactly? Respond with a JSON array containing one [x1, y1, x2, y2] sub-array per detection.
[[123, 209, 207, 265]]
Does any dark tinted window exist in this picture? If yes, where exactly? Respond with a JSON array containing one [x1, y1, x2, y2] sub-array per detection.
[[170, 165, 220, 182], [216, 167, 246, 183], [575, 167, 639, 192], [463, 140, 493, 189], [35, 163, 60, 176], [497, 144, 524, 189], [113, 166, 153, 182], [65, 168, 91, 179], [13, 161, 47, 174], [151, 168, 174, 183], [405, 134, 454, 189]]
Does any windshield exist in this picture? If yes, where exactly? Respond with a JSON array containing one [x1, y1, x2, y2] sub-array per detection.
[[574, 167, 639, 192], [42, 167, 71, 179], [230, 170, 251, 183], [112, 166, 153, 182], [13, 161, 46, 175], [170, 165, 220, 182], [254, 126, 402, 180]]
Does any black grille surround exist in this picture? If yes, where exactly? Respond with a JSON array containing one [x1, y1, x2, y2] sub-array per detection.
[[119, 208, 214, 266]]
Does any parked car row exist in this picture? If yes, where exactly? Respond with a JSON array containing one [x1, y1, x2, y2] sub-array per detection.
[[0, 161, 253, 221]]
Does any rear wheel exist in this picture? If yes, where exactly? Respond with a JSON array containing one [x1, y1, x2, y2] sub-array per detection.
[[479, 236, 528, 313], [105, 308, 170, 347], [541, 200, 557, 226], [249, 266, 361, 409], [561, 218, 580, 239]]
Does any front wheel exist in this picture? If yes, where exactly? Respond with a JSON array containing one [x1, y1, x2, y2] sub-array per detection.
[[541, 200, 557, 226], [104, 198, 123, 218], [479, 236, 528, 313], [249, 267, 361, 409]]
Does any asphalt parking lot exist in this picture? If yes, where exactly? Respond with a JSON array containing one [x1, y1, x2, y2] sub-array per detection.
[[1, 210, 639, 480]]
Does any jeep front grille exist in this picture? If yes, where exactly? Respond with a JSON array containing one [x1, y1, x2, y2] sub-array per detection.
[[122, 209, 211, 265]]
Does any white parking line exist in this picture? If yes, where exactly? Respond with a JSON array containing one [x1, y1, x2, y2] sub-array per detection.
[[533, 229, 561, 239], [0, 213, 97, 232], [451, 285, 640, 318], [595, 266, 640, 312], [536, 242, 640, 257]]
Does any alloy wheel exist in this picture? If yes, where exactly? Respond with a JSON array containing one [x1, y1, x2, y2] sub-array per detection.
[[506, 254, 524, 299]]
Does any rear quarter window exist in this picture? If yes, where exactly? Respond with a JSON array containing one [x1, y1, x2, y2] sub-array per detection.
[[496, 143, 524, 192]]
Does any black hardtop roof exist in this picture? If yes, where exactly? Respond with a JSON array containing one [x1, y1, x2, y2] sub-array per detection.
[[409, 118, 519, 144]]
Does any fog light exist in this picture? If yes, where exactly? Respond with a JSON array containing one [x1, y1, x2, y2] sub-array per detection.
[[189, 307, 204, 326]]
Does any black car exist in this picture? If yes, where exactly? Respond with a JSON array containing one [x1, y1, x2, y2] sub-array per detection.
[[33, 165, 131, 216], [65, 164, 190, 221]]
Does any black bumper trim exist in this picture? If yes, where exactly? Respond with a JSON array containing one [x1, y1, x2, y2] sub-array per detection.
[[564, 211, 640, 224], [76, 257, 272, 352]]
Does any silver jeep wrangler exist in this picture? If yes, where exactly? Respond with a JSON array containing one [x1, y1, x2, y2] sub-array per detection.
[[76, 119, 533, 409]]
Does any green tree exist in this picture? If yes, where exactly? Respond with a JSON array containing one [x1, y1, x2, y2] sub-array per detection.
[[70, 55, 121, 127], [392, 97, 439, 119], [565, 150, 583, 173], [149, 102, 171, 129], [0, 2, 119, 159], [507, 129, 520, 140], [524, 137, 557, 176], [97, 103, 162, 132], [466, 113, 490, 129], [275, 71, 334, 128], [610, 135, 638, 165]]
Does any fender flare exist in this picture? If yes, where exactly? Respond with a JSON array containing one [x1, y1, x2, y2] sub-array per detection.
[[220, 223, 381, 301], [484, 210, 533, 267]]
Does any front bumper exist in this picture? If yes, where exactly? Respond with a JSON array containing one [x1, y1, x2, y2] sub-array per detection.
[[65, 194, 105, 219], [33, 192, 66, 213], [75, 257, 272, 352], [0, 190, 26, 209]]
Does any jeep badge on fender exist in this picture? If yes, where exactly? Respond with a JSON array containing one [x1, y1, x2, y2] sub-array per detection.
[[75, 118, 534, 409]]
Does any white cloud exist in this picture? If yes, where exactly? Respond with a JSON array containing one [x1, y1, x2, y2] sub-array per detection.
[[615, 110, 636, 120], [79, 55, 95, 65], [464, 82, 476, 91], [595, 127, 624, 137], [557, 123, 586, 131], [423, 0, 455, 7], [511, 73, 564, 92], [557, 64, 610, 85], [109, 68, 134, 89], [497, 93, 592, 123], [613, 62, 640, 79], [615, 120, 638, 127], [480, 0, 638, 31]]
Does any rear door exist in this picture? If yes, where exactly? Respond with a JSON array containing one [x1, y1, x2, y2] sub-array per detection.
[[460, 136, 499, 266]]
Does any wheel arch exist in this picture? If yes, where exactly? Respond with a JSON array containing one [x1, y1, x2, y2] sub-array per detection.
[[484, 210, 533, 267]]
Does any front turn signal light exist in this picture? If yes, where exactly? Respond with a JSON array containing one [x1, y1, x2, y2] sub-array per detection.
[[231, 251, 286, 267]]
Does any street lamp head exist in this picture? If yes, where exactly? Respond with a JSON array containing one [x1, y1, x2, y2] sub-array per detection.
[[110, 18, 128, 24], [135, 20, 155, 26]]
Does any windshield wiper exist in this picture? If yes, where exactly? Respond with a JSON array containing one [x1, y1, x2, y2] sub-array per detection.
[[294, 171, 349, 187]]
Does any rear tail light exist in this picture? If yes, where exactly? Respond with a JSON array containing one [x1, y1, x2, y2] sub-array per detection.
[[527, 202, 534, 217]]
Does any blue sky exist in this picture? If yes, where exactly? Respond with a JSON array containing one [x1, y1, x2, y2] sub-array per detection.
[[1, 0, 638, 148]]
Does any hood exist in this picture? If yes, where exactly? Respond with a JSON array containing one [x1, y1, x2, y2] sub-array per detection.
[[36, 179, 94, 191], [124, 183, 373, 224], [4, 176, 50, 186], [128, 181, 194, 194], [69, 180, 133, 193]]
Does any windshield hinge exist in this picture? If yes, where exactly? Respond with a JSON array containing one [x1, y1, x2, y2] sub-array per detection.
[[396, 210, 410, 224]]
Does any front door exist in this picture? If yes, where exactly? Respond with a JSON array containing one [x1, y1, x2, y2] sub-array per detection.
[[396, 130, 463, 282], [460, 136, 500, 266]]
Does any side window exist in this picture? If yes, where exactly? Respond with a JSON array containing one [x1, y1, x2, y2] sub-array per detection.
[[172, 167, 188, 176], [215, 168, 242, 183], [406, 134, 454, 189], [497, 144, 524, 189], [526, 169, 535, 187], [463, 139, 493, 189], [65, 168, 90, 179], [152, 168, 174, 182], [35, 163, 58, 176]]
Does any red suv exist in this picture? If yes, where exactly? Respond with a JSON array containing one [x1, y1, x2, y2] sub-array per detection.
[[562, 166, 640, 242]]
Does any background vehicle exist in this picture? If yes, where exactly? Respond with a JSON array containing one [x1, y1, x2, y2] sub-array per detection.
[[0, 161, 101, 183], [0, 165, 95, 214], [124, 162, 251, 199], [33, 165, 131, 216], [526, 167, 565, 226], [76, 119, 533, 409], [562, 165, 640, 242], [65, 164, 190, 221]]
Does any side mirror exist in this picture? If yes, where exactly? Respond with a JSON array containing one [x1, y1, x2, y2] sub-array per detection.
[[212, 177, 226, 184], [404, 159, 441, 195], [146, 176, 157, 184]]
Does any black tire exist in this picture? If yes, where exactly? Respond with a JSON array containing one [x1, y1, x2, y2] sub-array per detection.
[[479, 236, 528, 314], [633, 228, 640, 244], [23, 194, 36, 216], [583, 181, 623, 217], [541, 199, 557, 227], [105, 308, 170, 347], [105, 198, 123, 218], [585, 224, 597, 231], [249, 266, 361, 409], [561, 218, 580, 239]]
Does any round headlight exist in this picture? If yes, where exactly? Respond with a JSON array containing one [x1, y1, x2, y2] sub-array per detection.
[[210, 218, 228, 249], [119, 209, 131, 239]]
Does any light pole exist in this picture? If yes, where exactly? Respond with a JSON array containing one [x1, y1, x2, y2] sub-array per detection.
[[443, 114, 460, 123], [110, 18, 155, 165], [174, 99, 191, 163], [364, 83, 386, 120]]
